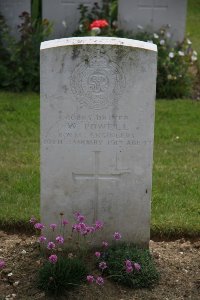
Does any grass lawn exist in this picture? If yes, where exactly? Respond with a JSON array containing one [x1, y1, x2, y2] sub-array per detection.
[[0, 93, 39, 229], [0, 92, 199, 237]]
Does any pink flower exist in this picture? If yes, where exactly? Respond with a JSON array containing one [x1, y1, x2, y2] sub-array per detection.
[[56, 235, 64, 244], [99, 261, 107, 270], [74, 212, 81, 219], [125, 259, 132, 268], [126, 266, 133, 273], [29, 216, 36, 224], [63, 219, 69, 226], [133, 263, 141, 271], [47, 241, 56, 250], [0, 260, 5, 269], [95, 220, 103, 230], [50, 223, 57, 231], [77, 214, 85, 223], [86, 226, 95, 234], [86, 275, 94, 283], [95, 252, 101, 258], [102, 241, 108, 247], [113, 232, 122, 240], [38, 236, 47, 243], [96, 276, 104, 285], [34, 223, 45, 230], [72, 224, 81, 232], [79, 222, 87, 233], [49, 254, 58, 264]]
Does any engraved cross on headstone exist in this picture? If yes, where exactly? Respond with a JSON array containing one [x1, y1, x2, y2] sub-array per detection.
[[72, 151, 129, 222], [138, 0, 168, 26]]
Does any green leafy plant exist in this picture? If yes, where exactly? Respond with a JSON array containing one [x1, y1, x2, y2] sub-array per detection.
[[131, 26, 197, 99], [74, 2, 198, 99], [37, 256, 87, 296], [104, 243, 159, 288], [0, 11, 52, 92]]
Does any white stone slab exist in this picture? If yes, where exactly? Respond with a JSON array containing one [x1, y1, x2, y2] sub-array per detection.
[[42, 0, 101, 38], [118, 0, 187, 42], [0, 0, 31, 38], [40, 37, 157, 246]]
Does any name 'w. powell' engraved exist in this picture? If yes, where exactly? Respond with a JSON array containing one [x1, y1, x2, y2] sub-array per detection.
[[71, 50, 126, 110], [72, 151, 130, 222]]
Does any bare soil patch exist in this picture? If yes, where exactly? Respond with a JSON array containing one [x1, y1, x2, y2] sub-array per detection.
[[0, 231, 199, 300]]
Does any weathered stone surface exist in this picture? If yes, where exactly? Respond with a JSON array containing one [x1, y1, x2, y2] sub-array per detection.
[[0, 0, 31, 38], [118, 0, 187, 42], [40, 37, 157, 246], [42, 0, 101, 38]]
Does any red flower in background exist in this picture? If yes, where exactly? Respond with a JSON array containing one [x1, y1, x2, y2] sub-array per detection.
[[90, 19, 109, 29]]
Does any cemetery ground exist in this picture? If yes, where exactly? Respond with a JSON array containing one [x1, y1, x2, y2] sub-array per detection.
[[0, 92, 200, 299]]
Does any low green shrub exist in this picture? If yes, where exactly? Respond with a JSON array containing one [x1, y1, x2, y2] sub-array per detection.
[[104, 243, 159, 288], [38, 256, 87, 296]]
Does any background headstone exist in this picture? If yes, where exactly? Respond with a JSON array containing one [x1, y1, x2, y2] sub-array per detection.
[[42, 0, 101, 38], [118, 0, 187, 42], [40, 37, 157, 246], [0, 0, 31, 38]]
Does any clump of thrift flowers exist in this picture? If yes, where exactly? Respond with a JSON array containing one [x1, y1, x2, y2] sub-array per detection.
[[31, 213, 156, 294]]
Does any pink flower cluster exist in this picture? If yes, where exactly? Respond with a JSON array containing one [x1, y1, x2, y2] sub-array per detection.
[[125, 259, 141, 273], [72, 213, 103, 236], [86, 275, 104, 285]]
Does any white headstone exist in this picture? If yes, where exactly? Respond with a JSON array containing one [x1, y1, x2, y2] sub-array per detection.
[[42, 0, 101, 38], [118, 0, 187, 42], [40, 37, 157, 246], [0, 0, 31, 38]]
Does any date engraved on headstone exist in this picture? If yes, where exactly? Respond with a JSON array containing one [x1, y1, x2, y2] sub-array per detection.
[[71, 52, 126, 109]]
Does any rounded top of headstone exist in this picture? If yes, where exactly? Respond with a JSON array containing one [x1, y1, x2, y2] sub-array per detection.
[[41, 37, 157, 52]]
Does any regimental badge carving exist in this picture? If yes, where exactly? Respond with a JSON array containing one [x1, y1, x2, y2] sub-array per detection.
[[70, 51, 126, 110]]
